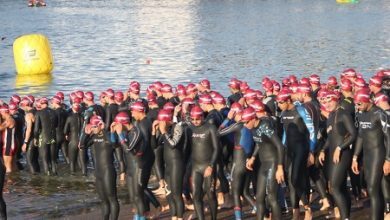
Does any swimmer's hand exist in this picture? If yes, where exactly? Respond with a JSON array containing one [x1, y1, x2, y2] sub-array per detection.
[[22, 143, 27, 153], [275, 165, 284, 184], [351, 159, 359, 174], [307, 152, 315, 167], [333, 147, 341, 164], [384, 160, 390, 176], [204, 166, 213, 177], [318, 151, 325, 166], [246, 157, 255, 171], [33, 138, 38, 147]]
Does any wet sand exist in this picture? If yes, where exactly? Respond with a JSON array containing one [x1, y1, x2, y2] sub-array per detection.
[[65, 189, 376, 220]]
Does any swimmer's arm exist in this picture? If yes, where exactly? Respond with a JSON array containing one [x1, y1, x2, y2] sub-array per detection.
[[33, 113, 41, 139], [63, 116, 71, 136], [218, 122, 240, 136], [269, 131, 285, 166], [339, 112, 357, 150], [164, 124, 183, 149], [126, 127, 142, 153], [24, 113, 34, 143], [353, 134, 363, 160], [209, 126, 220, 167]]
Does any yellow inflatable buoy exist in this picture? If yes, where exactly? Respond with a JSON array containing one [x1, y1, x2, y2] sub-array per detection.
[[336, 0, 358, 3], [13, 34, 54, 75]]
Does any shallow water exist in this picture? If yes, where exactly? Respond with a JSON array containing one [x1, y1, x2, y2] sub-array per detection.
[[0, 0, 389, 218]]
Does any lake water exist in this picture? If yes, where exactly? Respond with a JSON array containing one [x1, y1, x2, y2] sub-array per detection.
[[0, 0, 389, 218]]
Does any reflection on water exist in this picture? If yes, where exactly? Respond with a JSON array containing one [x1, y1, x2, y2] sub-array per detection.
[[0, 0, 389, 218], [15, 74, 53, 95]]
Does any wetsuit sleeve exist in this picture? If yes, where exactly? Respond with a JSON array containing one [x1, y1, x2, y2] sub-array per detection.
[[64, 117, 70, 136], [151, 134, 157, 149], [124, 127, 142, 153], [82, 135, 94, 149], [218, 122, 241, 136], [379, 111, 390, 161], [163, 124, 184, 149], [269, 130, 285, 166], [296, 104, 317, 152], [353, 131, 363, 158], [33, 113, 41, 140], [251, 143, 260, 159], [105, 107, 112, 131], [339, 111, 357, 150], [209, 125, 220, 167]]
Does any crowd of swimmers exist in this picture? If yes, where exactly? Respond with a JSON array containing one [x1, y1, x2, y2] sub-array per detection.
[[0, 68, 389, 220]]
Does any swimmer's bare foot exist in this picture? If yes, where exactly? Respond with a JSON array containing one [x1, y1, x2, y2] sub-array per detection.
[[304, 207, 312, 220], [320, 198, 331, 211]]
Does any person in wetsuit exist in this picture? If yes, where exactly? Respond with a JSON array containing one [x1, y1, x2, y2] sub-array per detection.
[[374, 93, 390, 214], [104, 91, 126, 182], [198, 93, 229, 206], [34, 98, 58, 175], [339, 79, 364, 206], [352, 89, 390, 220], [227, 78, 242, 107], [218, 104, 256, 219], [81, 115, 119, 220], [20, 97, 40, 174], [297, 84, 331, 210], [188, 106, 219, 220], [245, 105, 285, 220], [318, 91, 357, 220], [64, 98, 87, 175], [52, 96, 69, 164], [151, 109, 185, 220], [277, 89, 314, 220], [112, 112, 160, 220], [130, 102, 161, 217]]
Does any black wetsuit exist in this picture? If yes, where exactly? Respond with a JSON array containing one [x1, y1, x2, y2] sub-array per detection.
[[117, 124, 159, 217], [227, 92, 242, 107], [206, 109, 230, 196], [322, 107, 356, 219], [219, 121, 256, 219], [54, 107, 69, 163], [251, 116, 284, 220], [147, 107, 163, 182], [280, 104, 315, 209], [156, 96, 166, 109], [25, 109, 40, 174], [64, 111, 86, 175], [340, 96, 363, 200], [304, 101, 329, 202], [263, 95, 278, 117], [382, 109, 390, 213], [12, 111, 24, 169], [146, 107, 159, 123], [34, 107, 58, 175], [104, 103, 125, 176], [354, 105, 390, 220], [152, 123, 185, 218], [133, 117, 159, 212], [189, 122, 219, 220], [83, 131, 119, 220]]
